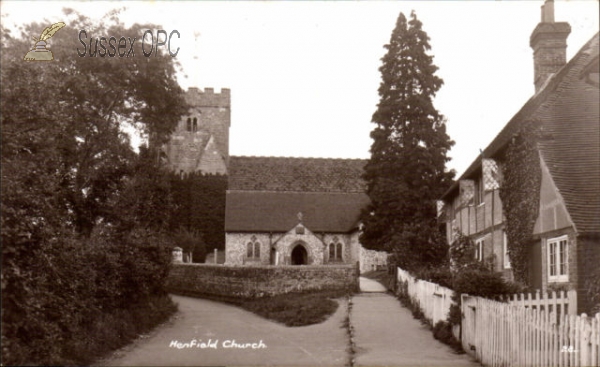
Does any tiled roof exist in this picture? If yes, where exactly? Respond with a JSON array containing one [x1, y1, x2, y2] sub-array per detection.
[[228, 156, 367, 193], [225, 191, 370, 233], [443, 32, 600, 233], [538, 34, 599, 233]]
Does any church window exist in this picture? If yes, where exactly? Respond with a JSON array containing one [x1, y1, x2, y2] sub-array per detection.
[[186, 117, 192, 132], [329, 239, 343, 262], [246, 236, 260, 259], [254, 242, 260, 258], [192, 117, 198, 132]]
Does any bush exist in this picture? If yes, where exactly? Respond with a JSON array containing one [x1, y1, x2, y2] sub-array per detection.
[[447, 265, 525, 326], [414, 267, 453, 289], [433, 321, 463, 353], [1, 226, 177, 366]]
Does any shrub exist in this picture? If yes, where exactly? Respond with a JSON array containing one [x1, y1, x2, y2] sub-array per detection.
[[447, 265, 525, 326], [433, 321, 463, 353], [414, 267, 453, 289]]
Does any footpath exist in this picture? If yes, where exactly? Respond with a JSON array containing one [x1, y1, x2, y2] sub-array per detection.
[[352, 277, 480, 367]]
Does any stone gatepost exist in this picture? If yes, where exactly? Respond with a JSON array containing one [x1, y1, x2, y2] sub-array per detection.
[[172, 247, 183, 263]]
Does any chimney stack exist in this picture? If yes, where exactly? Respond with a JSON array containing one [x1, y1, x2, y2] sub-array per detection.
[[530, 0, 571, 92]]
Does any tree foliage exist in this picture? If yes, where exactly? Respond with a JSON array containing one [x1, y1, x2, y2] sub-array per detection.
[[361, 11, 454, 272], [1, 11, 188, 365]]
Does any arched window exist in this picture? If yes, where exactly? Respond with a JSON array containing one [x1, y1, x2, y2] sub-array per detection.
[[192, 117, 198, 132], [254, 242, 260, 258], [329, 240, 344, 262], [186, 117, 192, 132], [246, 236, 260, 260]]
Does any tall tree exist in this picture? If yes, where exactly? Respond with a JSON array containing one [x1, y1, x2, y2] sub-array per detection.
[[360, 11, 454, 271]]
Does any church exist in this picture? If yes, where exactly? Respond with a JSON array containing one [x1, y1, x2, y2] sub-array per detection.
[[163, 87, 387, 272]]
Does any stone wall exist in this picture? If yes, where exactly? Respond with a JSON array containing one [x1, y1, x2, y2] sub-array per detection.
[[166, 263, 359, 298], [359, 246, 388, 273]]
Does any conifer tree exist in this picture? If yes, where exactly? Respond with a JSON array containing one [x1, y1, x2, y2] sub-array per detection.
[[360, 11, 454, 271]]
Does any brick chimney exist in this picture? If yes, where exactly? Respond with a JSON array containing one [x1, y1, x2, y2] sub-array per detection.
[[530, 0, 571, 92]]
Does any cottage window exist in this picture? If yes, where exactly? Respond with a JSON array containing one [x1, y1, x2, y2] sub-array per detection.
[[474, 179, 484, 205], [503, 232, 511, 269], [548, 235, 568, 282], [475, 238, 484, 262]]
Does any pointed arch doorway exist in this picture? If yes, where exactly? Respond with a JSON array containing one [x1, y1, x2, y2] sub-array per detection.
[[291, 244, 308, 265]]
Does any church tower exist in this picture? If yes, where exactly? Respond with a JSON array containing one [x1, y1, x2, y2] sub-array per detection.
[[163, 87, 231, 175]]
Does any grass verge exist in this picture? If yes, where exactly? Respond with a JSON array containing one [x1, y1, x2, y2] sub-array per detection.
[[172, 289, 352, 327], [238, 289, 350, 327]]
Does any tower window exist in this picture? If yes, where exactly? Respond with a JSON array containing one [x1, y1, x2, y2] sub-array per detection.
[[186, 117, 192, 132], [193, 117, 198, 132]]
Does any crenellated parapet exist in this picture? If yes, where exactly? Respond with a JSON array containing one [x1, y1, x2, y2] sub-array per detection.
[[186, 87, 231, 108]]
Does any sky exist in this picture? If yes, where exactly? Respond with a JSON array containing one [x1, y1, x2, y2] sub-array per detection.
[[2, 0, 599, 176]]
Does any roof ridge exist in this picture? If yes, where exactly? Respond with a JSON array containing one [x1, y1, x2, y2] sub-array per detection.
[[230, 155, 368, 161]]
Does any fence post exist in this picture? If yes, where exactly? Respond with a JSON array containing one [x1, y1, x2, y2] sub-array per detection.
[[567, 290, 578, 315]]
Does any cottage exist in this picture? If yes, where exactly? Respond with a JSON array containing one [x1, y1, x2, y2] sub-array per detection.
[[439, 0, 599, 313]]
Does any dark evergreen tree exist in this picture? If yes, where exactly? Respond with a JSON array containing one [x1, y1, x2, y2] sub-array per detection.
[[360, 11, 454, 272]]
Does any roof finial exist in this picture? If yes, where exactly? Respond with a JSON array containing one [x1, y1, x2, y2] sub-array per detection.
[[297, 211, 303, 223]]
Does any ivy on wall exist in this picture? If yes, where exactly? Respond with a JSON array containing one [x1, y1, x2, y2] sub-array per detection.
[[169, 172, 227, 253], [499, 119, 542, 284]]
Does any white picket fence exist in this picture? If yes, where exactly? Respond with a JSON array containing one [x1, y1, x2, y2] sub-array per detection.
[[396, 267, 454, 326], [501, 290, 577, 324], [462, 294, 600, 367]]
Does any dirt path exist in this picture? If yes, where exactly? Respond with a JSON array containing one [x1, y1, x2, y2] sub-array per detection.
[[97, 295, 348, 366]]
